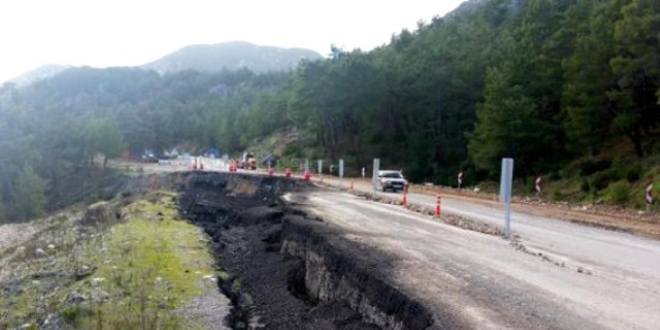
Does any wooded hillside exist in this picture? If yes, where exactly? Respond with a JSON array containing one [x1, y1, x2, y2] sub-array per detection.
[[1, 0, 659, 222]]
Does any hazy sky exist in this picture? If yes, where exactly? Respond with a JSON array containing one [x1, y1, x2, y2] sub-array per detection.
[[0, 0, 466, 83]]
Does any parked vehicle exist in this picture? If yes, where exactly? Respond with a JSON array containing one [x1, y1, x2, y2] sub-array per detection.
[[376, 170, 408, 192], [141, 150, 158, 163]]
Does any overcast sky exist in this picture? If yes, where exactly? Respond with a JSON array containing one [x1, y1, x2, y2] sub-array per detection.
[[0, 0, 466, 83]]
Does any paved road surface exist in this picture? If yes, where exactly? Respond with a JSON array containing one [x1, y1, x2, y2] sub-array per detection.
[[333, 178, 660, 282], [295, 190, 660, 329]]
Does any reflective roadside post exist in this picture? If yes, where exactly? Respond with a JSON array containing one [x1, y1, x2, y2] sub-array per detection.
[[647, 182, 654, 212], [372, 158, 380, 193], [500, 158, 514, 238], [318, 160, 323, 182], [339, 159, 344, 187]]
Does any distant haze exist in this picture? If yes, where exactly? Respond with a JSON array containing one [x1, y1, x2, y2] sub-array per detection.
[[142, 42, 323, 74], [0, 0, 466, 83]]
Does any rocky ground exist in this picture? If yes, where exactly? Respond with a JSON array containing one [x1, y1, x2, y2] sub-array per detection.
[[0, 188, 226, 330]]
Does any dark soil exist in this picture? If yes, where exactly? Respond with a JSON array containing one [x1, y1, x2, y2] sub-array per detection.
[[176, 172, 434, 330]]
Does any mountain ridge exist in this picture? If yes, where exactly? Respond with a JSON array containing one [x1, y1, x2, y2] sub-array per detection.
[[141, 41, 323, 74], [8, 64, 71, 87], [8, 41, 322, 87]]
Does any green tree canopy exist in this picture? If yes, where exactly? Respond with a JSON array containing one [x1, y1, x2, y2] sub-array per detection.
[[14, 164, 46, 221]]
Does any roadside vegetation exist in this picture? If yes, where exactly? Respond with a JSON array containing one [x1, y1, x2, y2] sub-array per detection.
[[0, 191, 219, 329]]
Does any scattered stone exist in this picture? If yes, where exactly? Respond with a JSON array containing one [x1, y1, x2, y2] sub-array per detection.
[[93, 290, 110, 303], [41, 313, 64, 329], [32, 280, 41, 286], [577, 266, 584, 273], [473, 187, 480, 193], [75, 265, 97, 280], [91, 277, 105, 286], [80, 201, 116, 226], [158, 302, 168, 309], [47, 244, 55, 250], [17, 246, 26, 253], [155, 276, 164, 283], [68, 291, 88, 303], [35, 248, 46, 257]]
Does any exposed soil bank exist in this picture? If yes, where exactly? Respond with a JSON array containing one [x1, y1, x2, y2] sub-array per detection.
[[176, 172, 437, 330]]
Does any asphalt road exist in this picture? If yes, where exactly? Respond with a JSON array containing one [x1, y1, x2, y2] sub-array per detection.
[[296, 190, 660, 330]]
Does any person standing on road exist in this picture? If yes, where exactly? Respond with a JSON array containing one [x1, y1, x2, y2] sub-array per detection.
[[330, 165, 335, 175]]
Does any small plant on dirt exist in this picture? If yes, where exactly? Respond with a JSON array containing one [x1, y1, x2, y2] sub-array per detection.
[[605, 180, 631, 204]]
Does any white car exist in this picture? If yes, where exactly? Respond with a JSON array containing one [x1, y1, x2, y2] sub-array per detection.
[[376, 170, 408, 192]]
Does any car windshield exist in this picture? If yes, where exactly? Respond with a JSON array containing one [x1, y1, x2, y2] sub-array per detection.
[[381, 172, 402, 179]]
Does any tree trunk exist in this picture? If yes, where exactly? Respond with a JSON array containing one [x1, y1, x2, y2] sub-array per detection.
[[629, 128, 644, 158]]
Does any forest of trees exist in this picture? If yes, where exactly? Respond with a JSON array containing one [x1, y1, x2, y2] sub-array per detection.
[[1, 0, 659, 222]]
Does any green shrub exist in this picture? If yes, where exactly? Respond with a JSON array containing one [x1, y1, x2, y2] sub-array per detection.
[[626, 167, 642, 182], [605, 180, 630, 204], [580, 178, 590, 193], [283, 144, 302, 157], [526, 177, 536, 194], [579, 158, 612, 176], [591, 170, 618, 190]]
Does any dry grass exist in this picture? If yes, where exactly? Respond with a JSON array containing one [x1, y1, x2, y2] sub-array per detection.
[[0, 191, 219, 330]]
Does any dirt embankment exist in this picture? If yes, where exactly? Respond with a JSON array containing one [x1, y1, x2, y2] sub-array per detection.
[[177, 172, 440, 330]]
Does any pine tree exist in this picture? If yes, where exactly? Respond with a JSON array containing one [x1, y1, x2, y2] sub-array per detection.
[[14, 164, 46, 221]]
